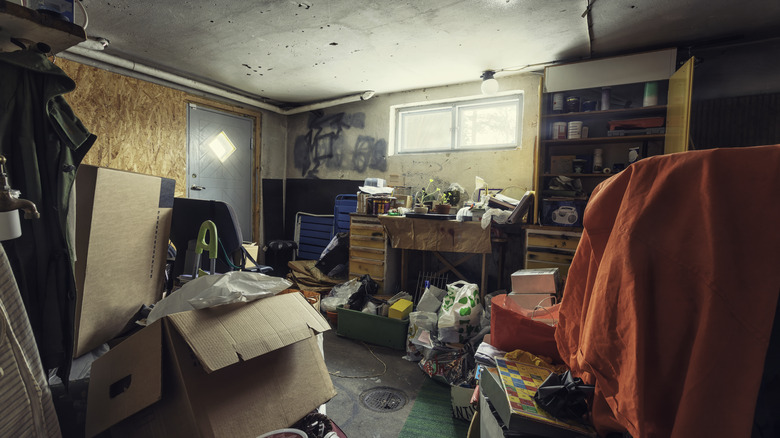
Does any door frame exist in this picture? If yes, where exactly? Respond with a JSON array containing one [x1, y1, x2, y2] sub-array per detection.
[[185, 96, 263, 244]]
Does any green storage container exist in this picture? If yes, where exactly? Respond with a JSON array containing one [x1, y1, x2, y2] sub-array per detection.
[[336, 307, 409, 350]]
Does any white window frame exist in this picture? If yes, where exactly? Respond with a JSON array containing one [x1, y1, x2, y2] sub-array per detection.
[[390, 92, 523, 155]]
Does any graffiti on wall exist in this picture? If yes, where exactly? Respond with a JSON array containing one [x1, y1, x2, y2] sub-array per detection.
[[293, 111, 387, 178]]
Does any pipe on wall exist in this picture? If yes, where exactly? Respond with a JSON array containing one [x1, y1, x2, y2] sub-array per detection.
[[59, 46, 375, 115]]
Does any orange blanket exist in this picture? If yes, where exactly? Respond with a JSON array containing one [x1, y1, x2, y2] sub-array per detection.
[[555, 145, 780, 437]]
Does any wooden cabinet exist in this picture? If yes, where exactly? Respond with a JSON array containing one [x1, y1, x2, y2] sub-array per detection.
[[525, 55, 693, 287], [523, 225, 582, 284], [533, 56, 694, 227], [349, 214, 399, 294]]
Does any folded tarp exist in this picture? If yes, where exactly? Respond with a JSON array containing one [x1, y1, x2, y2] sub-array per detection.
[[556, 145, 780, 437]]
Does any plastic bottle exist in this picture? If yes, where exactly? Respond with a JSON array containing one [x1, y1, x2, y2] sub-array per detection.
[[593, 148, 603, 173]]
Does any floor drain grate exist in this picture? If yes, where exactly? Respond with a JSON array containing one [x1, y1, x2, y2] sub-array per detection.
[[360, 386, 408, 413]]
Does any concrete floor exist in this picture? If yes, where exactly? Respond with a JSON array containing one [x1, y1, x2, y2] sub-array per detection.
[[322, 329, 429, 438]]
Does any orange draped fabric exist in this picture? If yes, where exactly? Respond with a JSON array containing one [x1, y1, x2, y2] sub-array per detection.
[[555, 145, 780, 437]]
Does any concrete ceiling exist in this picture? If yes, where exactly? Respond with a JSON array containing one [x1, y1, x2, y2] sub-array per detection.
[[67, 0, 780, 109]]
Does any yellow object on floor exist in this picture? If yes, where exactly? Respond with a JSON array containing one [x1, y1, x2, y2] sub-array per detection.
[[388, 298, 413, 320]]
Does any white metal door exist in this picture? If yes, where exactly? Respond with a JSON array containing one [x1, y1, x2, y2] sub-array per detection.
[[187, 104, 253, 240]]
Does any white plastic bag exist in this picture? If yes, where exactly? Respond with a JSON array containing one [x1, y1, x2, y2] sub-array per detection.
[[437, 281, 483, 343], [320, 278, 361, 312], [403, 311, 439, 362], [147, 271, 291, 324]]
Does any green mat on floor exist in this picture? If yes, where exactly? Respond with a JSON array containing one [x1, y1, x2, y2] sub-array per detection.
[[399, 378, 470, 438]]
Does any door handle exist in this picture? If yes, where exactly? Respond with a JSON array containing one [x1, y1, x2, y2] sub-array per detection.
[[191, 185, 206, 191]]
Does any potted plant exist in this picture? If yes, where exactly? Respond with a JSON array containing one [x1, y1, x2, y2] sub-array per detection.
[[433, 191, 452, 214], [415, 179, 440, 210]]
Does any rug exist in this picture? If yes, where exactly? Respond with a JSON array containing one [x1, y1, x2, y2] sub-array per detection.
[[399, 378, 470, 438]]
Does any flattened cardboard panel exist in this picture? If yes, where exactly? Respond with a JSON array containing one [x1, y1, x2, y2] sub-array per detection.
[[73, 166, 174, 357], [86, 321, 163, 438], [74, 165, 98, 298], [168, 293, 331, 373]]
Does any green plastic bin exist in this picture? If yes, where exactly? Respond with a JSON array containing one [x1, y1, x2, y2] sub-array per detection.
[[336, 307, 409, 350]]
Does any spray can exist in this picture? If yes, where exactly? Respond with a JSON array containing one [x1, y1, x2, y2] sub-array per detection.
[[593, 148, 603, 173], [601, 87, 611, 110]]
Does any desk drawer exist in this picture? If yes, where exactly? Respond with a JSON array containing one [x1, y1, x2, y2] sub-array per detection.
[[350, 234, 385, 250], [350, 247, 385, 262], [351, 223, 385, 238], [349, 257, 385, 281], [527, 233, 580, 250], [526, 250, 574, 264]]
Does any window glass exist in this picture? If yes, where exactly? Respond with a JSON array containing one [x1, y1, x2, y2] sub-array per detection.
[[398, 107, 452, 152], [457, 99, 519, 149], [394, 94, 522, 154]]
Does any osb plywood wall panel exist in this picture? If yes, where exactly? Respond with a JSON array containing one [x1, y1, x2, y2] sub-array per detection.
[[56, 58, 188, 196]]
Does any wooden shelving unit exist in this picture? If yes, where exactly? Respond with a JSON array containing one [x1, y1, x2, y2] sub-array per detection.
[[0, 1, 85, 54], [525, 56, 695, 286]]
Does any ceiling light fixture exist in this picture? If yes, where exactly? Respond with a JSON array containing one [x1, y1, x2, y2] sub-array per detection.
[[77, 37, 110, 51], [481, 70, 499, 95]]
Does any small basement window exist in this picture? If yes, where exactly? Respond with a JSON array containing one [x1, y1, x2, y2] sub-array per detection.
[[393, 93, 523, 154]]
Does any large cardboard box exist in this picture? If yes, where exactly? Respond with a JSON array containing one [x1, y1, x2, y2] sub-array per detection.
[[85, 293, 336, 438], [73, 165, 175, 357]]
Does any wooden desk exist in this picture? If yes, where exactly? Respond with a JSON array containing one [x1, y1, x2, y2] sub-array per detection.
[[378, 216, 494, 301]]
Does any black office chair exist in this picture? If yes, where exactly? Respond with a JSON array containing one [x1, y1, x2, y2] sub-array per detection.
[[168, 198, 271, 289]]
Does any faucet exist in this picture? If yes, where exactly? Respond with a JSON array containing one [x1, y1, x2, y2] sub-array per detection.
[[0, 155, 40, 219]]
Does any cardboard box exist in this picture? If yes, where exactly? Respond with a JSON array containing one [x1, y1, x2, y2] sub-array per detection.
[[279, 288, 321, 313], [73, 165, 175, 358], [507, 293, 557, 310], [479, 383, 529, 438], [451, 385, 477, 422], [549, 155, 576, 174], [510, 268, 561, 295], [479, 385, 510, 438], [85, 293, 335, 438], [388, 298, 413, 319]]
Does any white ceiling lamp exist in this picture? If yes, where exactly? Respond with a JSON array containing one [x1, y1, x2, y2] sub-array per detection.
[[481, 70, 499, 95]]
